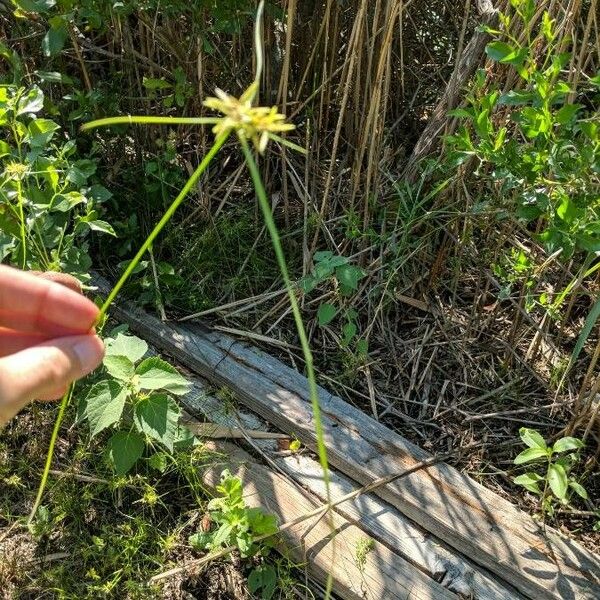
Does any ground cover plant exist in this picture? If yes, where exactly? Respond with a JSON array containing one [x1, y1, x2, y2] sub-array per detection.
[[1, 0, 600, 596]]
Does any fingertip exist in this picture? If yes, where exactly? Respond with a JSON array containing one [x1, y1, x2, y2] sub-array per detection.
[[72, 335, 105, 376], [34, 271, 83, 294], [44, 282, 100, 332]]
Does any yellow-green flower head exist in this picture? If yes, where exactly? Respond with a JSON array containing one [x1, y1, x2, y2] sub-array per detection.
[[203, 83, 294, 153], [3, 161, 28, 180]]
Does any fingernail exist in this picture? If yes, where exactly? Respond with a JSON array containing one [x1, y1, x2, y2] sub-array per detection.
[[73, 336, 104, 374]]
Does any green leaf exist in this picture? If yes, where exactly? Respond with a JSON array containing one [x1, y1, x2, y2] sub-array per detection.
[[143, 77, 172, 90], [103, 354, 135, 381], [211, 523, 233, 548], [86, 184, 112, 202], [17, 86, 44, 115], [172, 422, 198, 449], [317, 302, 337, 326], [514, 447, 548, 464], [571, 296, 600, 366], [248, 565, 277, 599], [485, 41, 515, 62], [136, 357, 190, 395], [27, 118, 59, 147], [356, 338, 369, 356], [0, 204, 21, 238], [12, 0, 56, 13], [555, 104, 581, 125], [519, 427, 547, 450], [133, 394, 181, 451], [216, 471, 243, 504], [499, 90, 534, 106], [541, 11, 555, 41], [35, 70, 73, 85], [548, 463, 568, 500], [42, 19, 68, 57], [448, 108, 473, 119], [342, 321, 357, 346], [148, 452, 168, 473], [552, 437, 584, 453], [569, 480, 588, 500], [107, 430, 145, 475], [336, 263, 364, 294], [513, 472, 543, 494], [189, 532, 212, 550], [105, 333, 148, 363], [82, 380, 128, 438], [299, 275, 318, 293], [87, 220, 116, 236], [66, 159, 96, 186], [235, 532, 253, 556], [52, 191, 86, 212], [246, 508, 278, 535], [556, 196, 577, 224]]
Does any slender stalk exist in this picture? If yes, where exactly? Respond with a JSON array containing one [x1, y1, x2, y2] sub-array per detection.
[[28, 132, 230, 524], [16, 178, 26, 269], [240, 136, 334, 598], [239, 135, 331, 496], [28, 385, 73, 524], [98, 131, 229, 321], [81, 115, 219, 132], [253, 0, 265, 92]]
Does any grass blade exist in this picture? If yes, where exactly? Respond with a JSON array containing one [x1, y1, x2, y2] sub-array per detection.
[[81, 116, 219, 131]]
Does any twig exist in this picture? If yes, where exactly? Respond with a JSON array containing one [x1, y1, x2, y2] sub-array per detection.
[[48, 470, 111, 485], [179, 289, 287, 322], [212, 325, 300, 350]]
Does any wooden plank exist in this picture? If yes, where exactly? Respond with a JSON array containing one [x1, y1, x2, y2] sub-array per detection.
[[184, 379, 524, 599], [93, 275, 600, 600], [201, 440, 457, 600]]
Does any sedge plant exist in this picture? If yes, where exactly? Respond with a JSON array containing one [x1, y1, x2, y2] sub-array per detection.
[[28, 8, 334, 587]]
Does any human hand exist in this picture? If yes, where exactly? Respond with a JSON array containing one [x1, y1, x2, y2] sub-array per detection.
[[0, 266, 105, 425]]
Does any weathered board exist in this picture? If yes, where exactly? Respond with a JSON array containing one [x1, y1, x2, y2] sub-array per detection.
[[184, 379, 524, 599], [93, 275, 600, 600], [201, 440, 457, 600]]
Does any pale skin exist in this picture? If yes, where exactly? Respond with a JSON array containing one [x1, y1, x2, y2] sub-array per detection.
[[0, 265, 105, 426]]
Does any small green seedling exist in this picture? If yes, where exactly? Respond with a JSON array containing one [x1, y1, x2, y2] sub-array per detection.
[[289, 436, 302, 453], [355, 536, 375, 573], [78, 332, 195, 475], [301, 251, 365, 299], [513, 427, 588, 516], [189, 470, 280, 598], [189, 469, 278, 558]]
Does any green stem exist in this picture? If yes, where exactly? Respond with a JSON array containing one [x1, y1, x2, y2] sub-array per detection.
[[28, 132, 229, 524], [28, 384, 73, 524], [98, 131, 229, 321], [16, 178, 26, 269], [81, 116, 219, 132], [239, 135, 334, 599]]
